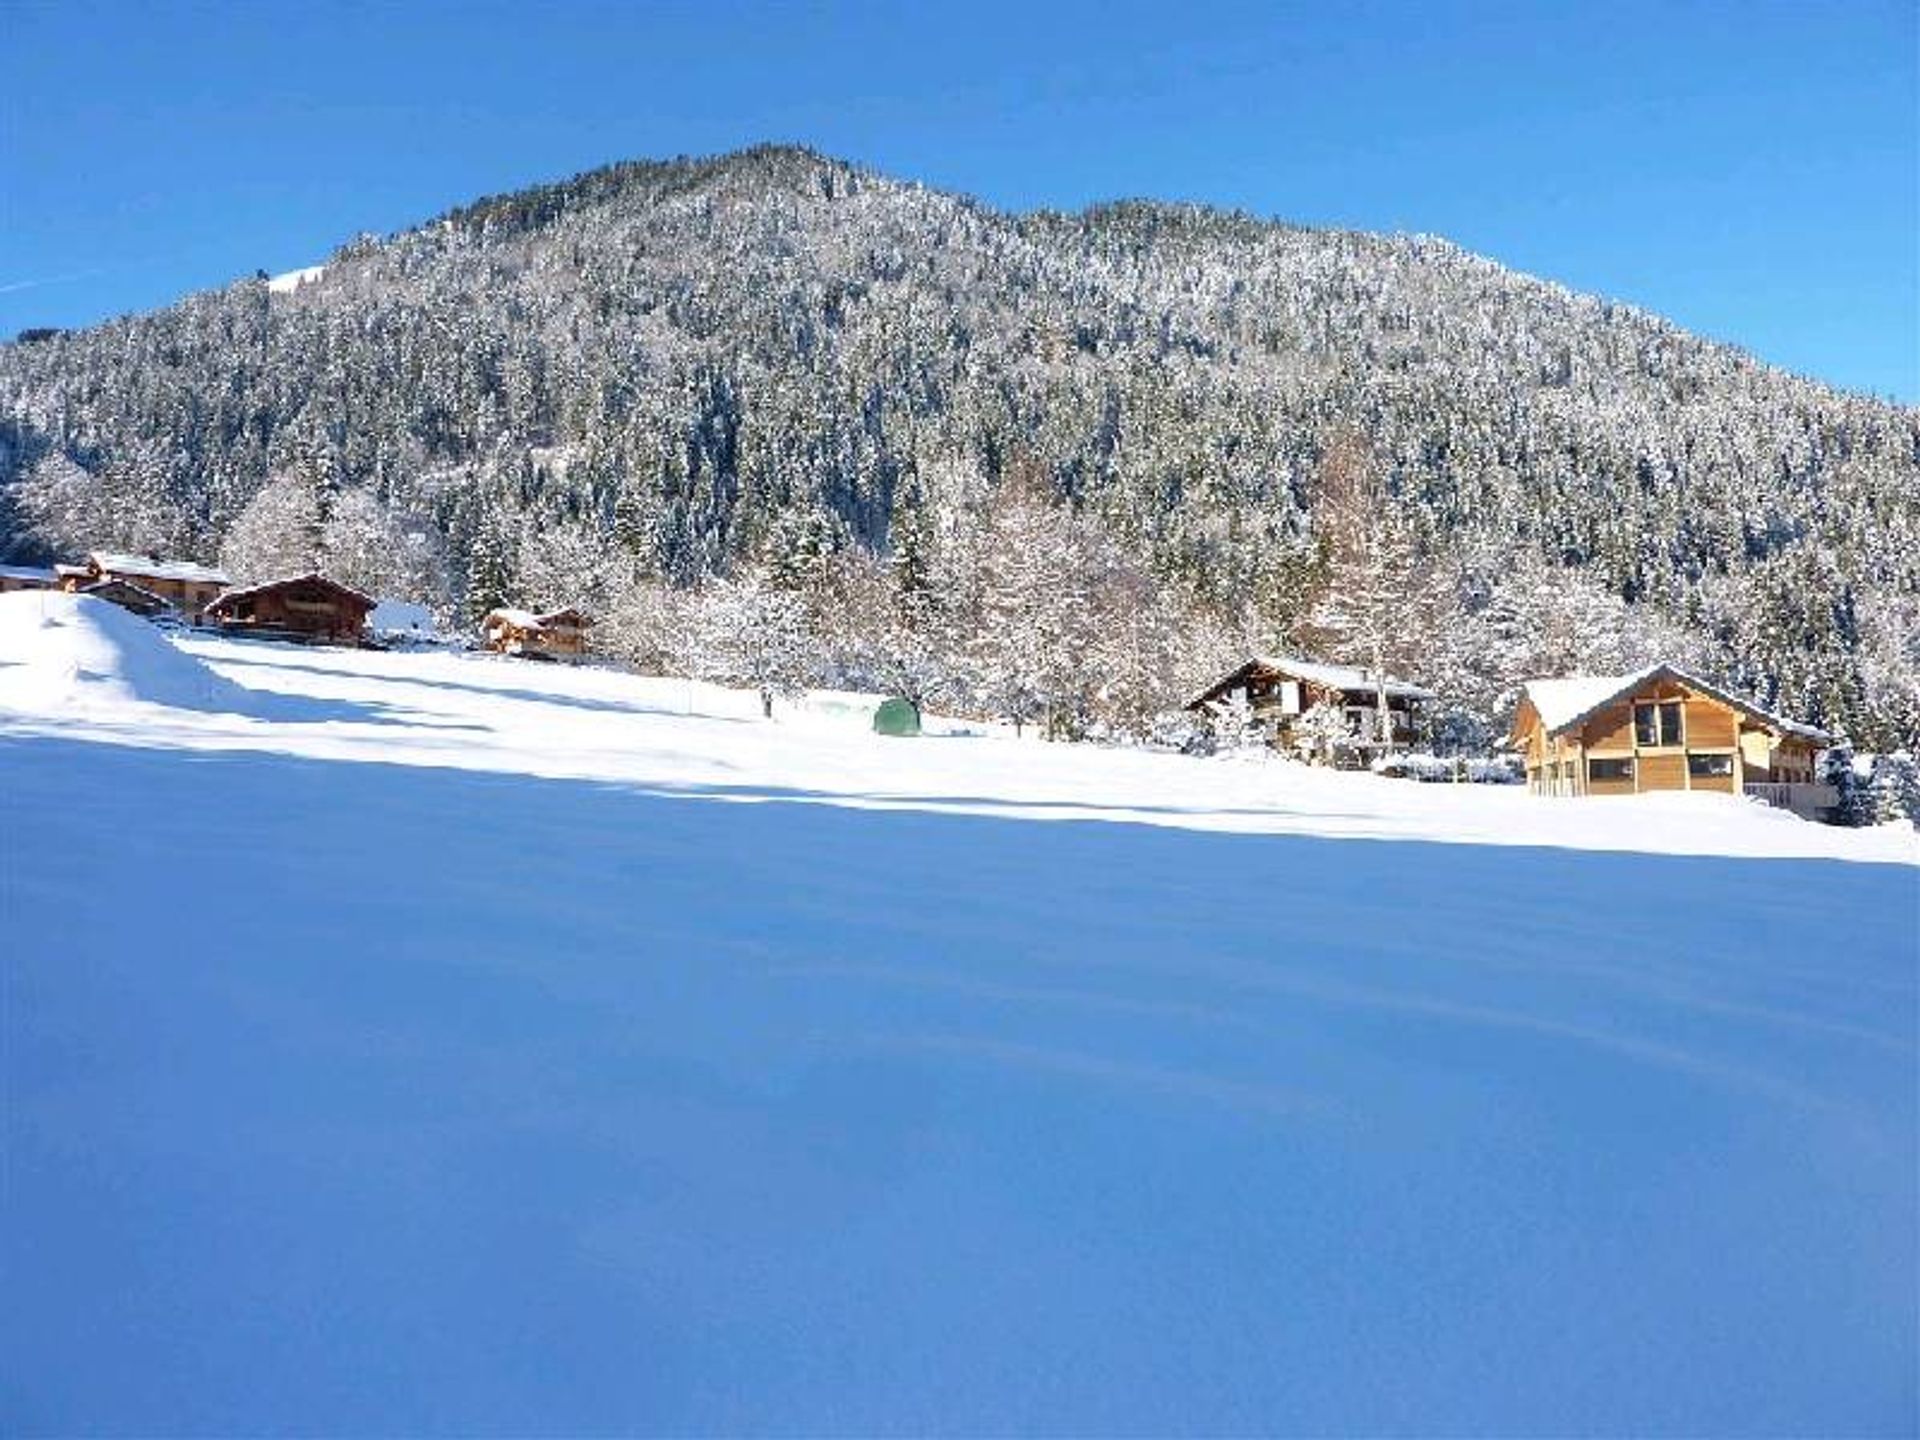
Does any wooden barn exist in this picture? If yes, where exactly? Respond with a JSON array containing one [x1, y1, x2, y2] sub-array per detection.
[[1510, 664, 1834, 818], [1188, 656, 1434, 762], [482, 606, 592, 661], [0, 564, 57, 593], [204, 573, 375, 645], [68, 551, 232, 621]]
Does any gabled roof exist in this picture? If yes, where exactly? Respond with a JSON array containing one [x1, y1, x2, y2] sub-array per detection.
[[206, 571, 376, 612], [88, 551, 231, 585], [80, 577, 171, 611], [1518, 663, 1829, 743], [1189, 655, 1434, 710]]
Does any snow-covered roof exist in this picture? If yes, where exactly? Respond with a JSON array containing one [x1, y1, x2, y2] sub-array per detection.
[[486, 606, 591, 630], [0, 564, 56, 584], [1519, 664, 1830, 743], [208, 572, 376, 609], [1251, 656, 1433, 700], [81, 577, 169, 606], [1520, 670, 1659, 733], [54, 563, 91, 578], [1187, 656, 1434, 711], [88, 552, 231, 586]]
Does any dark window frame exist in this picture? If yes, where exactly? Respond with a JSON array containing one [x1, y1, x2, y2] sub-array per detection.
[[1588, 756, 1635, 783], [1633, 701, 1684, 748]]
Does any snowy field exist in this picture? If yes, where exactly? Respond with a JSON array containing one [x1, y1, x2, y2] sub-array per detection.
[[3, 594, 1916, 1435]]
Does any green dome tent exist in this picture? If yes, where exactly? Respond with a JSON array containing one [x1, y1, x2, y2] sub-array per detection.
[[872, 697, 921, 737]]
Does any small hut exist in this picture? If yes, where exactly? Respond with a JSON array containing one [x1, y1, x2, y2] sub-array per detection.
[[482, 606, 591, 660], [205, 573, 375, 645]]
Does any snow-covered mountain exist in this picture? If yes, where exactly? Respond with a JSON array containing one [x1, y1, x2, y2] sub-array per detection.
[[2, 145, 1915, 747], [2, 592, 1914, 1432]]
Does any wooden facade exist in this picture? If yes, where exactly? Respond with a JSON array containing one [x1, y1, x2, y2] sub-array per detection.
[[482, 606, 591, 660], [1189, 656, 1433, 763], [204, 572, 375, 644], [1511, 665, 1833, 818], [69, 551, 232, 621]]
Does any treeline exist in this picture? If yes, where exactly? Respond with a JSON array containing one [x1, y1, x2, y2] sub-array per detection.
[[1, 144, 1914, 750]]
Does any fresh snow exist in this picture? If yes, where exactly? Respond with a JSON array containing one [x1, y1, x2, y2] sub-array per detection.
[[2, 591, 1915, 1435], [368, 597, 437, 638], [265, 262, 325, 293], [0, 592, 253, 712]]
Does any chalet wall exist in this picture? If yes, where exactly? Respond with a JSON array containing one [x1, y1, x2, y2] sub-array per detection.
[[1684, 702, 1737, 750], [1587, 704, 1634, 753], [1638, 753, 1686, 791]]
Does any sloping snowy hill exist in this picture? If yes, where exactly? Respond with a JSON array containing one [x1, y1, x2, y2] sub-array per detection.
[[3, 595, 1916, 1435]]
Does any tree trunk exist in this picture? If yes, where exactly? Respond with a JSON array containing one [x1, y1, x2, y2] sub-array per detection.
[[760, 687, 773, 719]]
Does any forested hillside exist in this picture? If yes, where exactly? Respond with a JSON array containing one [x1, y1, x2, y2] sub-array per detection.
[[2, 144, 1914, 747]]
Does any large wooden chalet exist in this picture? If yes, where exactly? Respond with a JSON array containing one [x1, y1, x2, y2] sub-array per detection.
[[1189, 656, 1434, 762], [482, 606, 591, 661], [204, 573, 376, 644], [1511, 664, 1833, 818]]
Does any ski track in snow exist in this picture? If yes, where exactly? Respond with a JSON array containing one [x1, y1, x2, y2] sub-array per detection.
[[2, 597, 1916, 1435]]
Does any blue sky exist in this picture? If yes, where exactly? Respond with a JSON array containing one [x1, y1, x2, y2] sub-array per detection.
[[2, 0, 1914, 401]]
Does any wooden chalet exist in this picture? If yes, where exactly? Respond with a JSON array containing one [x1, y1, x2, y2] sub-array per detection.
[[65, 551, 232, 621], [204, 572, 376, 645], [1510, 664, 1834, 818], [482, 606, 591, 661], [1188, 656, 1434, 762], [0, 563, 57, 593]]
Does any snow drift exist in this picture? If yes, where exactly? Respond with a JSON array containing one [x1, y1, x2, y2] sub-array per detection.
[[0, 591, 252, 712]]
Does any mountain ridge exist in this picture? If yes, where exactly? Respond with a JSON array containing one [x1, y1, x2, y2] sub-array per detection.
[[2, 143, 1914, 747]]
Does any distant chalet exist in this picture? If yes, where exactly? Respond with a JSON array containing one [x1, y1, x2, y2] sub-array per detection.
[[62, 551, 232, 622], [205, 573, 375, 645], [483, 606, 591, 661], [0, 563, 58, 594], [1189, 656, 1434, 761], [1510, 664, 1832, 818]]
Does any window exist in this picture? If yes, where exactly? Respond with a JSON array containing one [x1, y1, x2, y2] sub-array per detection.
[[1634, 701, 1683, 747], [1688, 753, 1734, 779], [1588, 757, 1634, 783]]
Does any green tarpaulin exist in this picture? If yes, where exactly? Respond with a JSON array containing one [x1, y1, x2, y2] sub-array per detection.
[[872, 697, 921, 737]]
